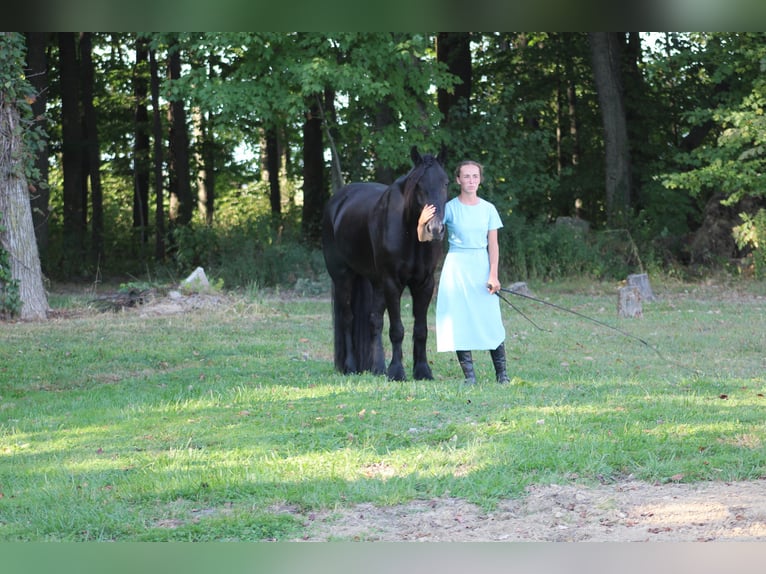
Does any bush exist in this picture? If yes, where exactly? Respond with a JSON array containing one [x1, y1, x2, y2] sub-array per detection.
[[500, 215, 642, 282], [733, 208, 766, 279], [172, 216, 327, 289]]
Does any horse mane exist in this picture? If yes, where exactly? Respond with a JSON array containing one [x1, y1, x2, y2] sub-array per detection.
[[402, 154, 437, 222]]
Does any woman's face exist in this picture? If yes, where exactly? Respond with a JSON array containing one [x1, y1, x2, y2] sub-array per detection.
[[457, 164, 481, 193]]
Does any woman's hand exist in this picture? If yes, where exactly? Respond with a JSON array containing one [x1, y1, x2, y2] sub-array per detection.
[[418, 204, 436, 226], [417, 204, 437, 242], [486, 276, 501, 294]]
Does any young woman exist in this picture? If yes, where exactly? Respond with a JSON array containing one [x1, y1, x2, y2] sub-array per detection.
[[419, 160, 509, 384]]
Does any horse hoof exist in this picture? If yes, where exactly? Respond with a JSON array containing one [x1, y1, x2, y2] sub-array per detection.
[[413, 364, 434, 380], [387, 366, 407, 381]]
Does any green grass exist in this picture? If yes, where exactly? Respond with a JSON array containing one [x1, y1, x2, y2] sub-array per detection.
[[1, 279, 765, 540]]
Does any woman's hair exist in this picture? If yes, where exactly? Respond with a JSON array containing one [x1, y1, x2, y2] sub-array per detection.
[[454, 160, 484, 182]]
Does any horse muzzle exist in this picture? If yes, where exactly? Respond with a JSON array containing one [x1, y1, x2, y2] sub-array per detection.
[[423, 218, 445, 242]]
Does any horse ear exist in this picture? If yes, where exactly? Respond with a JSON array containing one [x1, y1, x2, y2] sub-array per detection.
[[410, 146, 422, 165]]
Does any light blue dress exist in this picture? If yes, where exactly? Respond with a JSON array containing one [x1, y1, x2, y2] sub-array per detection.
[[436, 197, 505, 352]]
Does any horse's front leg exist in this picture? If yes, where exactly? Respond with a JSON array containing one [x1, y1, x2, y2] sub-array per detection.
[[410, 280, 434, 380], [383, 281, 407, 381], [369, 287, 387, 376]]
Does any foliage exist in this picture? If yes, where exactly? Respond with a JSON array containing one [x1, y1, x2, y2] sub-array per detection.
[[733, 208, 766, 278], [171, 215, 326, 290], [30, 32, 766, 284], [500, 215, 641, 282], [1, 282, 764, 540], [0, 215, 21, 319], [656, 33, 766, 269], [0, 32, 47, 185]]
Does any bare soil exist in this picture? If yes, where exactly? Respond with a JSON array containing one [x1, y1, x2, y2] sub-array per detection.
[[295, 480, 766, 542]]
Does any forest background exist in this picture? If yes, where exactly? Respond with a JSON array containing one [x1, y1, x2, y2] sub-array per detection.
[[2, 32, 766, 318]]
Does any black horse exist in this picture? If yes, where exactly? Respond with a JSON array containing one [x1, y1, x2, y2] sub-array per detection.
[[322, 146, 448, 381]]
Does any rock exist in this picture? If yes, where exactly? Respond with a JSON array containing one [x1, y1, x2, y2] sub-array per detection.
[[181, 267, 210, 291], [507, 282, 532, 296]]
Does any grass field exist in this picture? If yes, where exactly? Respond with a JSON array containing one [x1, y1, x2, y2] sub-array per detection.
[[1, 278, 764, 541]]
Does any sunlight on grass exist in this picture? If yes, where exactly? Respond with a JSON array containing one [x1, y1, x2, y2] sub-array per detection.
[[1, 281, 765, 540]]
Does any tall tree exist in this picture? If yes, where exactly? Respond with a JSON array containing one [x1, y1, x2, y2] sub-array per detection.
[[23, 32, 51, 255], [264, 125, 281, 218], [149, 47, 166, 260], [194, 109, 216, 226], [167, 37, 193, 227], [80, 32, 104, 264], [0, 32, 49, 320], [589, 32, 632, 227], [301, 98, 325, 243], [58, 32, 86, 255], [436, 32, 472, 126], [133, 36, 151, 241]]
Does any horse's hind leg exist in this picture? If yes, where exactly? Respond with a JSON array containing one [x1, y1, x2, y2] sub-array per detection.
[[334, 276, 358, 374]]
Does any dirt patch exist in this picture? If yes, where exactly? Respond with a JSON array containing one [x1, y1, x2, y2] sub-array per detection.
[[295, 480, 766, 541]]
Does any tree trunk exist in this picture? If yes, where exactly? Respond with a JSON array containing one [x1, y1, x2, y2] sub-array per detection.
[[622, 32, 650, 212], [617, 286, 643, 318], [149, 48, 165, 260], [373, 100, 396, 184], [589, 32, 631, 228], [24, 32, 51, 256], [323, 87, 344, 194], [193, 108, 215, 226], [0, 78, 49, 320], [301, 99, 326, 243], [265, 125, 281, 217], [80, 32, 104, 265], [133, 36, 150, 241], [167, 41, 192, 226], [436, 32, 472, 126], [58, 32, 86, 254]]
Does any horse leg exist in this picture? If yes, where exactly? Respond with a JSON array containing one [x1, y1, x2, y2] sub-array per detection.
[[335, 276, 358, 374], [410, 282, 435, 380], [369, 288, 387, 375], [383, 282, 407, 381]]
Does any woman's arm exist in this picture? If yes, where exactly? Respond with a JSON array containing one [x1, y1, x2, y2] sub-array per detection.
[[486, 228, 500, 294]]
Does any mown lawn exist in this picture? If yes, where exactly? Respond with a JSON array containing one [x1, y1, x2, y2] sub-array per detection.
[[1, 278, 764, 540]]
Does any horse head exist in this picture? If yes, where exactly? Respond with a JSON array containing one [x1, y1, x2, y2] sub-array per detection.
[[407, 146, 449, 242]]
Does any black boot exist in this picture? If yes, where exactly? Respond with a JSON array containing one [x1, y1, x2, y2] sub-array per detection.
[[490, 343, 510, 384], [456, 350, 476, 385]]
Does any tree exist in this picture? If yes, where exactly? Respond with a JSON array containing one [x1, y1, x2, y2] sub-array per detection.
[[24, 32, 51, 256], [80, 32, 105, 264], [0, 32, 49, 320], [149, 47, 166, 260], [167, 36, 193, 227], [658, 33, 766, 272], [589, 32, 632, 227], [301, 98, 325, 243], [436, 32, 472, 127], [58, 32, 86, 258], [133, 36, 151, 241]]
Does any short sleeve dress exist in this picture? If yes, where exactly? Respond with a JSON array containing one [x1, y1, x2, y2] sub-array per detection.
[[435, 197, 506, 352]]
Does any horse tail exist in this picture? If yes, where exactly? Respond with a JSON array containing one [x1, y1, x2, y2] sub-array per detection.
[[330, 273, 374, 373], [351, 274, 375, 373], [330, 281, 347, 373]]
